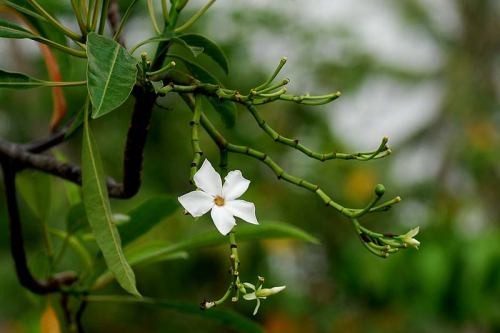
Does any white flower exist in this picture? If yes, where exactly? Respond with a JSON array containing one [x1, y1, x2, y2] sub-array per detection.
[[178, 160, 258, 235], [398, 226, 420, 249], [243, 282, 286, 315]]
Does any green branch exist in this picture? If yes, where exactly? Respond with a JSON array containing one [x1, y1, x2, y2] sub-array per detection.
[[190, 95, 203, 182], [26, 0, 82, 41], [245, 104, 391, 161]]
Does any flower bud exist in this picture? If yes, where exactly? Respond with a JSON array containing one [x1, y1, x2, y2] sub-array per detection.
[[255, 286, 286, 298], [398, 227, 420, 249]]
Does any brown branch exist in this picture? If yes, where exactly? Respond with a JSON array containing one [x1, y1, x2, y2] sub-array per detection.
[[1, 162, 78, 294], [0, 86, 157, 199]]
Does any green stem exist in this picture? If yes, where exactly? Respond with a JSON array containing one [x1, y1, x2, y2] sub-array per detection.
[[26, 0, 82, 41], [86, 0, 95, 29], [174, 0, 216, 33], [146, 61, 176, 77], [147, 0, 162, 34], [161, 0, 169, 23], [213, 283, 234, 306], [98, 0, 110, 34], [113, 0, 139, 41], [181, 94, 350, 216], [254, 57, 287, 91], [190, 95, 203, 182], [32, 36, 87, 58], [71, 0, 88, 35], [219, 148, 228, 176], [90, 0, 101, 31], [41, 80, 88, 87]]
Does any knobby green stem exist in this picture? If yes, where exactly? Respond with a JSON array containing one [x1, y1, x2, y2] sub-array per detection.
[[180, 93, 401, 221], [254, 57, 287, 91], [190, 95, 203, 182], [245, 104, 391, 161]]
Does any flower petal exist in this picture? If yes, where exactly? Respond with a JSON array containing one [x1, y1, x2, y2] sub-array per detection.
[[253, 298, 261, 316], [222, 170, 250, 200], [210, 205, 236, 235], [243, 282, 256, 291], [178, 191, 214, 217], [194, 160, 222, 196], [243, 292, 257, 300], [225, 200, 258, 225]]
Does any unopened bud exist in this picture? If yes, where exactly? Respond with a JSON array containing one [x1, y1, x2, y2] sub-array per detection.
[[255, 286, 286, 298]]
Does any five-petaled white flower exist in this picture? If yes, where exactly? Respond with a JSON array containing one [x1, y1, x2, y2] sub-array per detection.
[[178, 160, 258, 235]]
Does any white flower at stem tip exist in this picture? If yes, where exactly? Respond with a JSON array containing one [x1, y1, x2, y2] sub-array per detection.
[[178, 159, 259, 235], [399, 226, 420, 249]]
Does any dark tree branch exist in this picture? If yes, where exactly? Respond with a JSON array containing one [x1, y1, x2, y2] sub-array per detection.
[[0, 84, 157, 297], [0, 86, 156, 199], [1, 162, 78, 294]]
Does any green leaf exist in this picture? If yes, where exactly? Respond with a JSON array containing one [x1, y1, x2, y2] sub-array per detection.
[[0, 69, 86, 89], [66, 203, 88, 234], [178, 33, 229, 74], [207, 97, 237, 128], [3, 1, 47, 22], [0, 69, 45, 89], [168, 53, 219, 84], [93, 242, 188, 290], [81, 105, 139, 296], [128, 222, 319, 260], [50, 229, 93, 272], [86, 32, 138, 118], [0, 18, 35, 39], [86, 296, 263, 333], [152, 300, 262, 333], [93, 222, 317, 290], [16, 172, 52, 220], [125, 243, 188, 267], [129, 36, 172, 54], [171, 37, 204, 57], [118, 196, 179, 246]]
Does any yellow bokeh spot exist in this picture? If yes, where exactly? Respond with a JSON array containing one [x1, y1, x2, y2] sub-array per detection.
[[343, 168, 377, 203]]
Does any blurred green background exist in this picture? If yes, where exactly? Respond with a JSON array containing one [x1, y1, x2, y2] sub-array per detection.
[[1, 0, 499, 332]]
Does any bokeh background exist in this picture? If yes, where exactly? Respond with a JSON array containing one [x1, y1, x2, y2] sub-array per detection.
[[1, 0, 500, 332]]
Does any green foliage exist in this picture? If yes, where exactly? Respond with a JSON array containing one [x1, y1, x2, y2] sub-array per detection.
[[0, 18, 35, 39], [81, 104, 139, 296], [86, 32, 138, 118], [0, 69, 78, 89], [118, 196, 179, 246], [177, 33, 229, 74]]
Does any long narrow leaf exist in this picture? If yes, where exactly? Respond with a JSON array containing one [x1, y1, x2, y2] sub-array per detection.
[[81, 104, 139, 296], [0, 69, 85, 89], [93, 222, 317, 289], [0, 18, 34, 39]]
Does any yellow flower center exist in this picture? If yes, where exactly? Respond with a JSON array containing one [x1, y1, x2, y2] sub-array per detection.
[[214, 196, 225, 206]]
